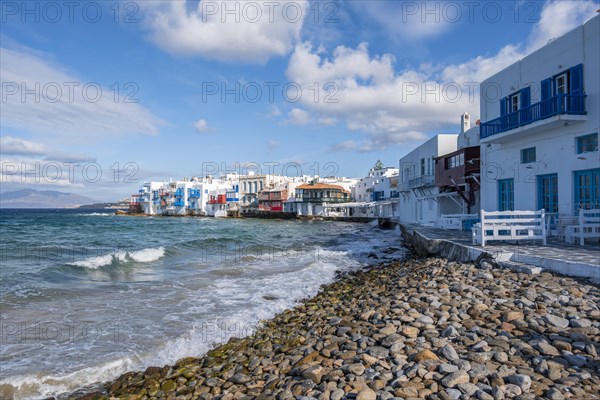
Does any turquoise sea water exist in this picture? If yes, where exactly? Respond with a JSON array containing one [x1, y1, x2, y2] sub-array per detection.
[[0, 209, 405, 398]]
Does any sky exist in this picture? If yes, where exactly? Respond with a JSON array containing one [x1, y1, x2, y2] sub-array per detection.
[[1, 0, 599, 201]]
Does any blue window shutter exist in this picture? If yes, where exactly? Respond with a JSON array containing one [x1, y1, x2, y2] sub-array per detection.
[[500, 97, 507, 116], [541, 78, 551, 100], [521, 87, 531, 123], [521, 87, 531, 108], [570, 63, 583, 95]]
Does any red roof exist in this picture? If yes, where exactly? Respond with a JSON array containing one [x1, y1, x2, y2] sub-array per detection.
[[296, 183, 349, 192]]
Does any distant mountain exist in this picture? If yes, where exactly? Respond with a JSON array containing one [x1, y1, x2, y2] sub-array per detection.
[[0, 189, 98, 208]]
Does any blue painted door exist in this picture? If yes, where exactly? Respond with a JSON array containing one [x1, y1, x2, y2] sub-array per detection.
[[574, 168, 600, 210], [498, 178, 514, 211], [537, 174, 558, 213]]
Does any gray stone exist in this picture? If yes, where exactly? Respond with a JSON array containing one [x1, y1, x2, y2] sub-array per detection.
[[417, 315, 434, 325], [441, 370, 470, 388], [491, 386, 504, 400], [506, 374, 531, 392], [477, 390, 495, 400], [533, 342, 560, 356], [570, 318, 592, 328], [544, 314, 569, 329], [442, 326, 459, 338], [230, 373, 250, 384], [469, 363, 492, 380], [458, 383, 479, 395], [446, 388, 462, 400], [563, 353, 587, 367], [439, 363, 459, 373], [502, 384, 522, 397], [381, 333, 403, 348], [441, 344, 460, 361], [366, 346, 389, 359], [546, 388, 564, 400]]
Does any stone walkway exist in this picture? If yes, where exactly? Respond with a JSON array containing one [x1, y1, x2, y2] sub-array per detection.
[[401, 224, 600, 284]]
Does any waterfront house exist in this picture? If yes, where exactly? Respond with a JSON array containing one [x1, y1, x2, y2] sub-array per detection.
[[239, 173, 291, 211], [353, 162, 399, 203], [294, 182, 352, 216], [435, 113, 482, 218], [398, 134, 458, 225], [258, 185, 288, 212], [479, 14, 599, 231]]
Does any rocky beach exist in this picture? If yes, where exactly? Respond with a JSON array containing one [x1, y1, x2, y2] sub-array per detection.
[[73, 256, 600, 400]]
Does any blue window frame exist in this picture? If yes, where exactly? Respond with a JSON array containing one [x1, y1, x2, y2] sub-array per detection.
[[537, 174, 558, 213], [574, 169, 600, 210], [498, 179, 514, 211], [576, 133, 598, 154]]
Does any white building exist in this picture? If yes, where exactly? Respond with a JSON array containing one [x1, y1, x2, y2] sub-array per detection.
[[238, 173, 290, 209], [479, 14, 599, 221], [435, 114, 482, 219], [398, 134, 458, 224], [353, 163, 399, 202]]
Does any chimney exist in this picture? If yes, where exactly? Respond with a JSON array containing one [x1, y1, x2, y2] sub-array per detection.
[[461, 112, 471, 133]]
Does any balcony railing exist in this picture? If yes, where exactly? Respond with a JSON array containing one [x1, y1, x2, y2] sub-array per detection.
[[480, 93, 587, 139], [409, 174, 434, 189]]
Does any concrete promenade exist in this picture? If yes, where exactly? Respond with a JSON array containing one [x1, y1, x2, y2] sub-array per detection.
[[400, 224, 600, 284]]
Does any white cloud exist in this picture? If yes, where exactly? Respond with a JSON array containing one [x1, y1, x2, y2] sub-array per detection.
[[0, 136, 47, 156], [0, 44, 163, 139], [140, 0, 308, 63], [526, 0, 599, 53], [286, 42, 465, 150], [285, 108, 310, 125], [194, 119, 215, 133], [285, 2, 597, 152]]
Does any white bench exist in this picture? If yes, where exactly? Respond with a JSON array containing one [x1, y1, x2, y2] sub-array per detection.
[[565, 209, 600, 246], [438, 214, 478, 230], [472, 209, 547, 247]]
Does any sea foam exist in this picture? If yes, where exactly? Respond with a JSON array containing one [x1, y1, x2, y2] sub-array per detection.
[[70, 247, 165, 269]]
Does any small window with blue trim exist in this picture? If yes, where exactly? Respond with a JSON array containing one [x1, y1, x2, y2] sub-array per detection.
[[576, 133, 598, 154], [521, 147, 536, 164]]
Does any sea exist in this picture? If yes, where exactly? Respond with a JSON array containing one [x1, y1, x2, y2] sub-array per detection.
[[0, 209, 405, 399]]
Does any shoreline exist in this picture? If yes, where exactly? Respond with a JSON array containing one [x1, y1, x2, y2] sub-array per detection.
[[69, 255, 600, 400]]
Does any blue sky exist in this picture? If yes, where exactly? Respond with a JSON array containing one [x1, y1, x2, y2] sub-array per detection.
[[1, 0, 598, 201]]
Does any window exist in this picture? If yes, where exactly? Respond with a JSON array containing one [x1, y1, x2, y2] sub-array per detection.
[[521, 147, 536, 164], [538, 174, 558, 213], [555, 73, 569, 95], [510, 93, 520, 112], [446, 153, 464, 169], [577, 133, 598, 154], [420, 158, 426, 176], [574, 169, 600, 210], [498, 179, 514, 211]]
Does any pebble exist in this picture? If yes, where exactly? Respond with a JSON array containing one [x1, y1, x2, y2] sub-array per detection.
[[442, 370, 470, 388], [441, 344, 460, 361], [544, 314, 570, 329], [80, 257, 600, 400]]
